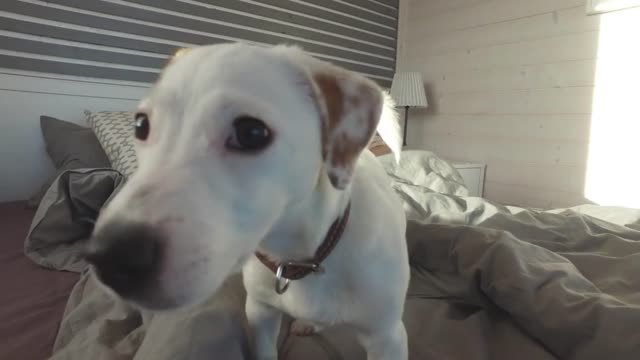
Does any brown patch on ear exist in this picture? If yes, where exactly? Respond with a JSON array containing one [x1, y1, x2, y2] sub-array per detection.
[[331, 133, 365, 169], [313, 73, 344, 161], [310, 71, 383, 189], [313, 74, 344, 130]]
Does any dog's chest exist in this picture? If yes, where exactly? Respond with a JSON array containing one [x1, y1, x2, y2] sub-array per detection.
[[244, 260, 354, 325], [280, 279, 349, 324]]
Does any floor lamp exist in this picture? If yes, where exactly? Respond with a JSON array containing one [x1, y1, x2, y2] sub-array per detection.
[[390, 72, 428, 146]]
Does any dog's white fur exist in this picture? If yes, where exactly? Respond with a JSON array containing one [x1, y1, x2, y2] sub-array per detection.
[[93, 43, 410, 360]]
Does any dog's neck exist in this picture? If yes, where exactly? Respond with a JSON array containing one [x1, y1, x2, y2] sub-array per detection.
[[257, 175, 351, 262]]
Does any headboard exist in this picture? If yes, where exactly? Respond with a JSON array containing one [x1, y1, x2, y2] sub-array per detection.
[[0, 0, 396, 88], [0, 71, 147, 202], [0, 0, 399, 201]]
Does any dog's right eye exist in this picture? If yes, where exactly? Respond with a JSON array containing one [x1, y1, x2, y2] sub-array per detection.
[[226, 116, 273, 153], [134, 113, 150, 141]]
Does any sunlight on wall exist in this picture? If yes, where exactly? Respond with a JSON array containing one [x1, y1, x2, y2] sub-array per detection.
[[585, 7, 640, 208], [590, 0, 640, 14]]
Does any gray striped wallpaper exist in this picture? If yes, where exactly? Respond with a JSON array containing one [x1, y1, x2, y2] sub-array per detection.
[[0, 0, 398, 87]]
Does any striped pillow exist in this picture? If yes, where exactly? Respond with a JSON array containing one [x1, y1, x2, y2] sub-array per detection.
[[85, 110, 138, 177]]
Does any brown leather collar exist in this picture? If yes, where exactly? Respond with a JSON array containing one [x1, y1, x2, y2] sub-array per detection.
[[255, 202, 351, 281]]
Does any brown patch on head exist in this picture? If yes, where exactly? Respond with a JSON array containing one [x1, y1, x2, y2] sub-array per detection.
[[153, 47, 193, 87], [167, 47, 192, 66], [158, 48, 193, 82]]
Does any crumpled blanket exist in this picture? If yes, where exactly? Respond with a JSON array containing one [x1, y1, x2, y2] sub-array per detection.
[[26, 168, 640, 360]]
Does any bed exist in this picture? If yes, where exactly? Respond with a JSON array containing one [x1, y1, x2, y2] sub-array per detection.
[[0, 202, 78, 360], [6, 112, 640, 360]]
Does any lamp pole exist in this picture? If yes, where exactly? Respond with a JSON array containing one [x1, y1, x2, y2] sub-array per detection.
[[403, 105, 409, 146]]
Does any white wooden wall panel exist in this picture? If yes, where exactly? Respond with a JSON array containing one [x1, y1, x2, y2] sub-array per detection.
[[405, 31, 599, 74], [436, 87, 594, 115], [432, 60, 597, 93], [409, 0, 585, 36], [484, 181, 588, 209], [399, 0, 600, 208], [411, 7, 600, 56], [423, 115, 592, 142], [424, 135, 589, 169]]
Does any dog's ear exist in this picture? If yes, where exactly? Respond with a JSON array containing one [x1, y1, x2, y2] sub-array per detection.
[[166, 47, 192, 67], [310, 68, 384, 189]]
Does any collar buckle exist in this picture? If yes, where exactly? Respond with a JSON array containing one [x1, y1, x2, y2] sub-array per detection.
[[274, 261, 324, 294], [257, 202, 351, 295]]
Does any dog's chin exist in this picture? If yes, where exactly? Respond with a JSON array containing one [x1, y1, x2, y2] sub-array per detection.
[[125, 294, 184, 312], [117, 285, 217, 312], [118, 255, 252, 312], [93, 252, 253, 312]]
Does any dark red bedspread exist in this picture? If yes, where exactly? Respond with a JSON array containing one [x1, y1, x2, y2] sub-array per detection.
[[0, 202, 79, 360]]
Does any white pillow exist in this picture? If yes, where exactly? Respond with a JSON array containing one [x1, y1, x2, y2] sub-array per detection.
[[378, 150, 469, 196], [85, 111, 138, 177]]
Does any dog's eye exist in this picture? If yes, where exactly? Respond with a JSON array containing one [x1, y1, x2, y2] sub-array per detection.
[[226, 116, 272, 152], [134, 113, 150, 141]]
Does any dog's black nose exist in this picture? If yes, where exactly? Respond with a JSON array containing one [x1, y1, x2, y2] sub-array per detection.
[[85, 221, 161, 296]]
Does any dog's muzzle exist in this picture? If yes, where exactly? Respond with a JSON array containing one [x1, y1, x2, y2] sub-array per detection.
[[84, 221, 162, 296]]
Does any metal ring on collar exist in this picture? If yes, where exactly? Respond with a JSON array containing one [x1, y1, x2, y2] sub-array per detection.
[[275, 264, 291, 294]]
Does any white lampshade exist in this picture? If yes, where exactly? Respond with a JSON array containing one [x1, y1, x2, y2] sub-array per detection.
[[390, 72, 428, 108]]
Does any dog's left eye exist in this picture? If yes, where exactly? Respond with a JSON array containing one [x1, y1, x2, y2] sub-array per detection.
[[226, 116, 272, 152], [134, 113, 150, 141]]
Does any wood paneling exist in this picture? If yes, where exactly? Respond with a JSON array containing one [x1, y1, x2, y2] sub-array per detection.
[[399, 0, 600, 208], [432, 60, 597, 93], [484, 181, 589, 209], [405, 31, 600, 73], [435, 87, 594, 115], [411, 7, 600, 56], [409, 0, 585, 35]]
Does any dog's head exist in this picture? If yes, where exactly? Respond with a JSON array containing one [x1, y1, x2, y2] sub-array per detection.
[[85, 43, 389, 310]]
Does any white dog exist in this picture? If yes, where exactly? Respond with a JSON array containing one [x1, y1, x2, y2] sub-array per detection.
[[85, 43, 410, 360]]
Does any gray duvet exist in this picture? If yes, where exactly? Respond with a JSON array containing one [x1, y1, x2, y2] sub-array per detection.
[[26, 168, 640, 360]]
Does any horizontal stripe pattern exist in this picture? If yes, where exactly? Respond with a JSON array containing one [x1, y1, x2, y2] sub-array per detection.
[[0, 0, 397, 87]]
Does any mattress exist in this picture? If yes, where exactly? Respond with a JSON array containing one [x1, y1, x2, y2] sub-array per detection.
[[0, 201, 79, 360]]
